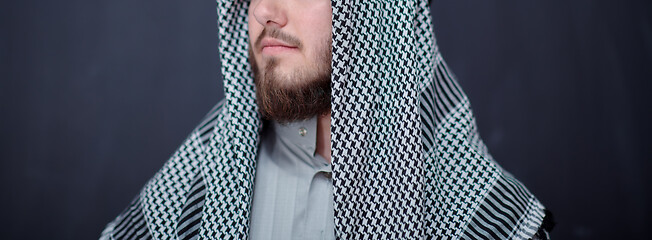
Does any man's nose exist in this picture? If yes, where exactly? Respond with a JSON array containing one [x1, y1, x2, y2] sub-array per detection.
[[252, 0, 288, 28]]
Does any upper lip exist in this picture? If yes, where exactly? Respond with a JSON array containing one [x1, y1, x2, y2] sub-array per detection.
[[260, 38, 297, 50]]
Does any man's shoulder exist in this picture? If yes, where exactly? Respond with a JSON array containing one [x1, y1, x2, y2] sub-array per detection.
[[100, 100, 226, 239]]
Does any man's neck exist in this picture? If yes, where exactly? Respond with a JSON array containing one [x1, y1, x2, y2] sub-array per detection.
[[315, 113, 331, 164]]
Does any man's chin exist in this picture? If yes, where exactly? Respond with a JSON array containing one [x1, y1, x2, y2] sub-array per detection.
[[262, 65, 304, 87], [255, 70, 332, 123], [249, 45, 332, 123]]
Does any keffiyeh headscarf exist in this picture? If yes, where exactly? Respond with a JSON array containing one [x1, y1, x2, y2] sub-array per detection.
[[101, 0, 553, 239]]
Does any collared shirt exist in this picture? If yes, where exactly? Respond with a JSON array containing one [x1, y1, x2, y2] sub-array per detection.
[[249, 118, 335, 240]]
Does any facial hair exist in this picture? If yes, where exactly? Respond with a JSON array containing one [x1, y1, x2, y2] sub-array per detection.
[[249, 28, 332, 124]]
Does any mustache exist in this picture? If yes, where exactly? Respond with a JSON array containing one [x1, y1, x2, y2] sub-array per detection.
[[254, 28, 303, 50]]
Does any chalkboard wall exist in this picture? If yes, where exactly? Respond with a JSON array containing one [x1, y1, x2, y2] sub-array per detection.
[[1, 0, 650, 239]]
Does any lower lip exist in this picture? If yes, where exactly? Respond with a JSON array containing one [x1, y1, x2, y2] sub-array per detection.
[[262, 46, 298, 55]]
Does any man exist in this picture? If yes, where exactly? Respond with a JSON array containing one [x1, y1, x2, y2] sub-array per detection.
[[101, 0, 553, 239]]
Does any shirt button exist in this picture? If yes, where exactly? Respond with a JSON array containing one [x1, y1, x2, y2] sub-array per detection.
[[298, 127, 307, 137]]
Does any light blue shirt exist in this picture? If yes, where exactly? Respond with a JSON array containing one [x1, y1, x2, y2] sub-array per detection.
[[249, 118, 335, 240]]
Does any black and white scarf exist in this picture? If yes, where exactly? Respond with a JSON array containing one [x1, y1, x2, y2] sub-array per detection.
[[101, 0, 553, 239]]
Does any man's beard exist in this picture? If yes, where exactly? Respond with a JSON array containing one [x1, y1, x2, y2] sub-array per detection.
[[249, 29, 332, 123]]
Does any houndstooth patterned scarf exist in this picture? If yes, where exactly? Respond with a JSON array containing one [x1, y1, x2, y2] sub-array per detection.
[[100, 0, 553, 239]]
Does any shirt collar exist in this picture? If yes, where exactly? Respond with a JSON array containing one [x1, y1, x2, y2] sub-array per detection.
[[271, 118, 318, 157], [270, 118, 331, 172]]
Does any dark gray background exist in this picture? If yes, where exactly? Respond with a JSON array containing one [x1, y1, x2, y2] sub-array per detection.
[[1, 0, 650, 239]]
